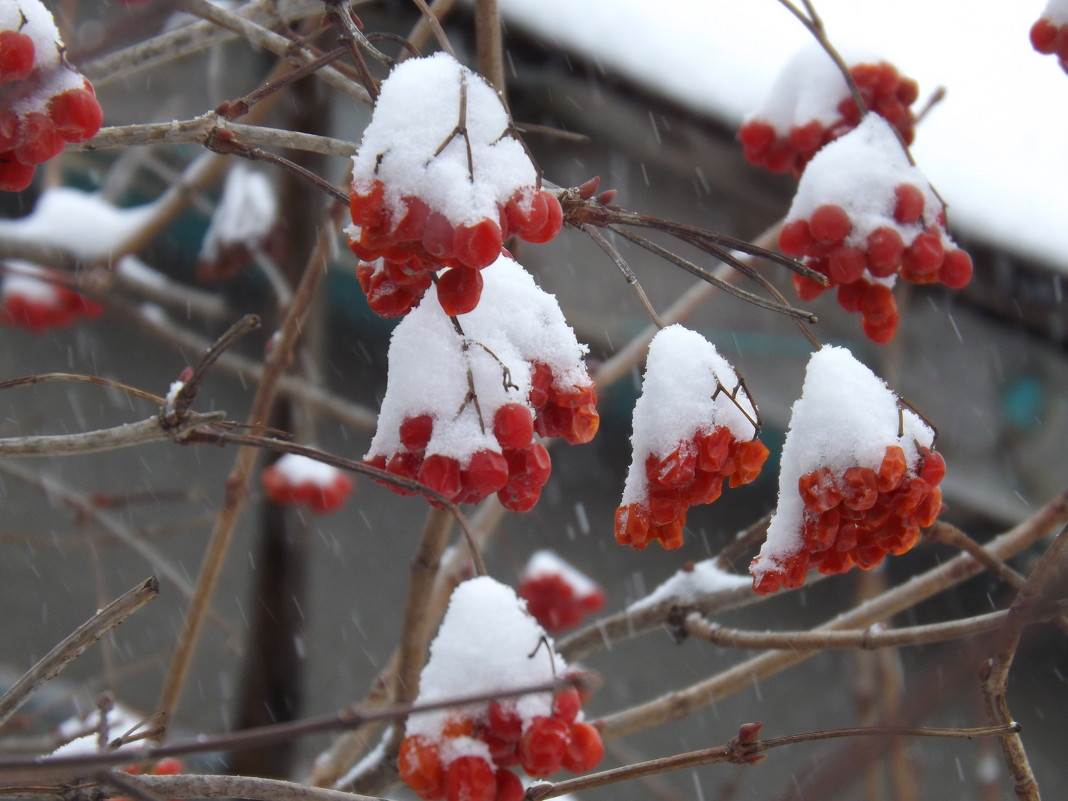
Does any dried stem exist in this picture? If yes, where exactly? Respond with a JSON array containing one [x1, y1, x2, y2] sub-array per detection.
[[582, 224, 663, 328], [0, 578, 159, 729], [473, 0, 505, 95]]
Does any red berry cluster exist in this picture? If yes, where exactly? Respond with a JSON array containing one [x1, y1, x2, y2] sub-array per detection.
[[739, 61, 918, 177], [0, 4, 103, 191], [349, 182, 563, 318], [399, 686, 604, 801], [1, 273, 101, 331], [367, 364, 598, 511], [260, 454, 353, 514], [1031, 15, 1068, 72], [615, 427, 770, 551], [751, 444, 945, 595], [518, 557, 605, 633], [781, 188, 973, 343]]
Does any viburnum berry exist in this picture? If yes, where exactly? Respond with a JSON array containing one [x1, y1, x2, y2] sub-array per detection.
[[780, 116, 973, 344], [1, 267, 102, 332], [261, 453, 353, 514], [400, 735, 445, 800], [445, 756, 497, 801], [1030, 10, 1068, 72], [739, 46, 919, 176], [0, 3, 104, 191], [562, 722, 605, 774], [518, 550, 605, 633], [751, 347, 944, 594], [616, 326, 768, 550], [518, 716, 569, 777], [437, 266, 484, 316]]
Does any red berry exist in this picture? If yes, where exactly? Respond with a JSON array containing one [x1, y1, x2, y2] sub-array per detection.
[[350, 179, 385, 228], [840, 466, 878, 511], [793, 273, 827, 301], [729, 438, 769, 487], [778, 219, 814, 257], [892, 184, 925, 225], [49, 86, 103, 143], [902, 232, 945, 283], [518, 717, 569, 777], [399, 735, 445, 800], [787, 120, 824, 156], [799, 466, 841, 513], [614, 502, 651, 549], [151, 759, 183, 776], [422, 212, 456, 260], [14, 114, 66, 165], [307, 473, 353, 514], [939, 248, 973, 289], [400, 414, 434, 452], [648, 442, 697, 488], [462, 449, 509, 497], [918, 446, 946, 486], [487, 701, 523, 743], [1031, 18, 1059, 54], [391, 195, 430, 243], [437, 266, 483, 316], [552, 687, 581, 723], [809, 205, 851, 245], [562, 722, 604, 774], [828, 246, 866, 285], [836, 280, 867, 313], [522, 190, 563, 244], [866, 227, 905, 277], [493, 768, 523, 801], [453, 218, 503, 269], [877, 445, 908, 493], [419, 453, 463, 501], [738, 120, 776, 155], [0, 31, 35, 83], [493, 403, 534, 450], [0, 151, 35, 192], [445, 756, 496, 801]]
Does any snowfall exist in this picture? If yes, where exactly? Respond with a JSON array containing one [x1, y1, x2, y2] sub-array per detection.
[[496, 0, 1068, 271]]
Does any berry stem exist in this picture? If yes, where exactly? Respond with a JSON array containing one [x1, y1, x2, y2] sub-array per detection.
[[582, 224, 664, 329]]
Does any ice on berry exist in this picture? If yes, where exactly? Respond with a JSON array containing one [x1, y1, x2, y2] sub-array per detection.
[[197, 164, 279, 280], [364, 254, 596, 509], [352, 52, 534, 227], [1, 260, 101, 331], [518, 550, 605, 633], [739, 43, 918, 176], [750, 345, 939, 593], [0, 1, 104, 190], [261, 453, 353, 514], [614, 325, 767, 550]]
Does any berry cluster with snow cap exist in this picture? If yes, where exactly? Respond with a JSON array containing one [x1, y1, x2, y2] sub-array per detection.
[[0, 1, 103, 191], [363, 255, 597, 511], [1, 262, 101, 331], [615, 326, 769, 551], [779, 115, 972, 344], [398, 577, 604, 801], [518, 550, 605, 633], [1031, 0, 1068, 72], [348, 53, 562, 319], [197, 165, 281, 282], [739, 44, 918, 177], [260, 453, 353, 514], [750, 346, 945, 595]]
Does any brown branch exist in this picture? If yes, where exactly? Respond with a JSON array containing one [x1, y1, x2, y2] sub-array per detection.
[[104, 772, 381, 801], [0, 373, 164, 406], [0, 412, 224, 458], [473, 0, 505, 95], [981, 522, 1068, 800], [597, 489, 1068, 739], [525, 722, 1020, 800], [0, 578, 158, 729]]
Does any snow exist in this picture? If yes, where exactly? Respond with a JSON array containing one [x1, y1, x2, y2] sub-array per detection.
[[365, 254, 589, 464], [522, 549, 599, 597], [351, 52, 537, 226], [494, 0, 1068, 271], [198, 164, 277, 262], [751, 345, 934, 579], [406, 576, 566, 756], [2, 1, 87, 114], [272, 453, 343, 487], [629, 559, 751, 612], [0, 188, 155, 262], [52, 703, 144, 756], [1, 262, 61, 305], [1042, 0, 1068, 25], [620, 325, 758, 506]]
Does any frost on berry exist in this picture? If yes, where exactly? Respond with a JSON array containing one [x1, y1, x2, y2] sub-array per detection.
[[518, 550, 605, 633], [0, 261, 100, 332], [398, 577, 603, 798], [363, 255, 597, 511], [197, 165, 281, 282], [615, 325, 768, 551], [738, 44, 918, 177], [0, 1, 104, 190], [347, 53, 563, 317], [750, 346, 944, 595], [780, 115, 972, 343], [1031, 1, 1068, 72], [260, 453, 354, 514]]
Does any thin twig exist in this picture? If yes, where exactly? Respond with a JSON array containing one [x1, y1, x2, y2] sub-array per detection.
[[583, 224, 663, 328], [0, 373, 164, 406], [0, 578, 158, 728]]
